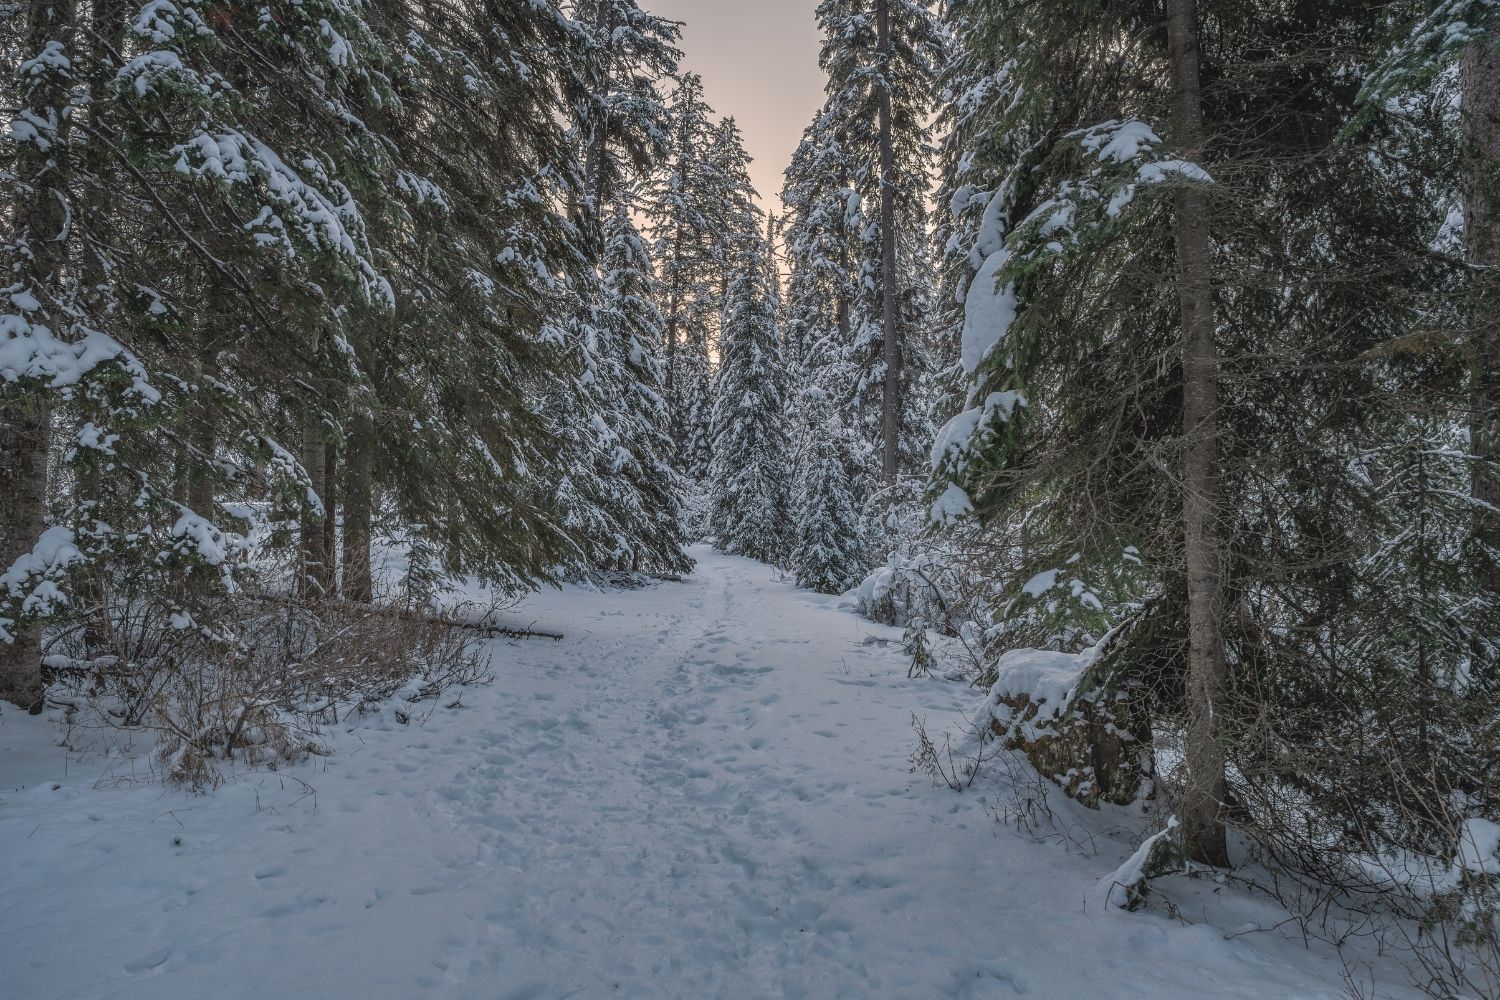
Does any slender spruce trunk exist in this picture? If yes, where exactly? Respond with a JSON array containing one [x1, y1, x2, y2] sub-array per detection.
[[300, 331, 331, 597], [186, 329, 218, 517], [0, 400, 50, 712], [321, 441, 338, 598], [875, 0, 900, 483], [1, 0, 75, 712], [1166, 0, 1230, 868], [1463, 40, 1500, 593], [342, 410, 375, 602]]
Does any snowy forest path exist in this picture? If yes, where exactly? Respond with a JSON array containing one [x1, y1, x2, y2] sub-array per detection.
[[1, 546, 1396, 999]]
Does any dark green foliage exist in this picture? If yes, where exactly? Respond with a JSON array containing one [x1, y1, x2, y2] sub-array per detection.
[[0, 0, 692, 680], [933, 0, 1498, 887]]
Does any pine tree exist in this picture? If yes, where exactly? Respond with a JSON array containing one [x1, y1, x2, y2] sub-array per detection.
[[813, 0, 945, 481], [589, 203, 692, 575], [709, 233, 791, 564], [1461, 24, 1500, 594], [930, 0, 1492, 872], [644, 74, 719, 474], [0, 0, 672, 715], [791, 388, 865, 593], [576, 0, 681, 241], [930, 0, 1021, 429], [2, 0, 76, 710], [782, 111, 860, 379], [557, 0, 690, 577]]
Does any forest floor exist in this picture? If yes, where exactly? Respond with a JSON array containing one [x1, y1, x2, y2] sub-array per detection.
[[0, 546, 1425, 999]]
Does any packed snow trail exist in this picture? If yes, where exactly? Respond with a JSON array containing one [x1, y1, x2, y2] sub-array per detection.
[[1, 548, 1403, 999]]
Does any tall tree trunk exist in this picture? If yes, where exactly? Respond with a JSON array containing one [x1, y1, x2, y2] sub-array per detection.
[[342, 410, 375, 603], [300, 332, 330, 598], [444, 513, 463, 576], [1463, 40, 1500, 594], [1, 0, 75, 712], [1166, 0, 1230, 868], [0, 400, 50, 712], [875, 0, 900, 483], [185, 327, 218, 517], [664, 209, 687, 458], [321, 441, 338, 599]]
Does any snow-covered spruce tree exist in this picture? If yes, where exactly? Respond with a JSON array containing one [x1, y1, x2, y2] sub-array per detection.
[[643, 73, 720, 477], [2, 0, 81, 709], [575, 0, 681, 234], [680, 115, 761, 482], [781, 110, 861, 385], [708, 232, 792, 564], [930, 0, 1494, 877], [0, 0, 400, 695], [791, 388, 864, 594], [781, 111, 868, 547], [360, 0, 609, 591], [813, 0, 945, 482], [583, 203, 692, 576], [0, 0, 676, 715], [930, 0, 1026, 431], [551, 0, 690, 578]]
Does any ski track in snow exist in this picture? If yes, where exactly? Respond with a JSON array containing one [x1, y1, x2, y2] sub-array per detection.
[[0, 547, 1408, 999]]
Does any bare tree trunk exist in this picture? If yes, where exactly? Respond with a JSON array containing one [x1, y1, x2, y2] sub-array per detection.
[[875, 0, 901, 483], [444, 514, 463, 576], [1463, 40, 1500, 593], [186, 331, 217, 517], [1, 0, 75, 712], [300, 333, 330, 598], [1166, 0, 1230, 868], [321, 441, 338, 599], [172, 333, 218, 603], [664, 211, 686, 456], [0, 399, 50, 712], [342, 411, 375, 603]]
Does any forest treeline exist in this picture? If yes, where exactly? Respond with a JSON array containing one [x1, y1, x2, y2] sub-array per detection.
[[3, 0, 1500, 992], [0, 0, 952, 714], [913, 1, 1500, 992]]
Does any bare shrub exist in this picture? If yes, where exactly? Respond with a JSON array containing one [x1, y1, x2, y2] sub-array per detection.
[[43, 588, 498, 789]]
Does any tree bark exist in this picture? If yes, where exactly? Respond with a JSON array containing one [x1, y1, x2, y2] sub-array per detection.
[[1166, 0, 1230, 868], [321, 440, 338, 598], [300, 333, 331, 598], [186, 330, 218, 517], [342, 410, 375, 603], [1463, 40, 1500, 594], [0, 399, 50, 712], [1, 0, 75, 712], [875, 0, 901, 483]]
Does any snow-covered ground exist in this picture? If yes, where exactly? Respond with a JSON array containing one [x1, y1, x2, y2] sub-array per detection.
[[0, 547, 1422, 999]]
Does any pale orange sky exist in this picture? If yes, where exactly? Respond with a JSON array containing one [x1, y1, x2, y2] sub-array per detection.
[[646, 0, 826, 214]]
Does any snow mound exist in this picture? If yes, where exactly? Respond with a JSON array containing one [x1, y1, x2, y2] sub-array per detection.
[[1092, 818, 1180, 913], [960, 248, 1015, 374], [992, 646, 1091, 709]]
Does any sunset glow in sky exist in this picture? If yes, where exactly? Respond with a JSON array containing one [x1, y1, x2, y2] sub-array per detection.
[[645, 0, 827, 214]]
